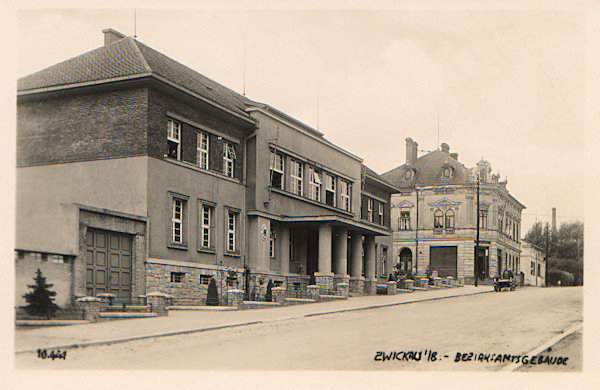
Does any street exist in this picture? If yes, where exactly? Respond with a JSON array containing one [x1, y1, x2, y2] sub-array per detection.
[[16, 287, 582, 371]]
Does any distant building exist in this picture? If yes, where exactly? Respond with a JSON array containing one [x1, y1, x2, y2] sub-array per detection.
[[381, 138, 526, 284], [15, 28, 395, 307], [519, 241, 546, 286]]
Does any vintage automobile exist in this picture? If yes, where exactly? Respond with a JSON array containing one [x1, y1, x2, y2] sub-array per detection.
[[494, 269, 516, 292]]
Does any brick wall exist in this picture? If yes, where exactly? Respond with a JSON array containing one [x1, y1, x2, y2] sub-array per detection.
[[17, 87, 148, 166], [147, 88, 246, 180]]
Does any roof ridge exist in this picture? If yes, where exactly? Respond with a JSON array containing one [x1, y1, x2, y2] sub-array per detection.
[[134, 39, 250, 105], [128, 38, 152, 73]]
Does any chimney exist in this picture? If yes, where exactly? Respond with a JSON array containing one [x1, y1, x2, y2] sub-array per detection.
[[441, 143, 450, 153], [450, 152, 458, 160], [103, 28, 126, 46], [552, 207, 557, 232], [406, 137, 418, 166]]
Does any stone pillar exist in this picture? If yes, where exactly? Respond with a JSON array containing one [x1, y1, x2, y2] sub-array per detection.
[[75, 297, 101, 322], [446, 276, 455, 286], [419, 277, 430, 288], [433, 277, 442, 287], [147, 292, 169, 316], [271, 287, 286, 305], [337, 283, 349, 298], [333, 228, 348, 276], [318, 224, 332, 273], [364, 235, 376, 295], [227, 289, 244, 308], [387, 281, 397, 295], [278, 224, 290, 274], [403, 279, 414, 291], [307, 285, 320, 302]]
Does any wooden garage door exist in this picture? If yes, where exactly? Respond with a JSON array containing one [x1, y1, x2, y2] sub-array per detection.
[[85, 228, 132, 300], [429, 246, 457, 278]]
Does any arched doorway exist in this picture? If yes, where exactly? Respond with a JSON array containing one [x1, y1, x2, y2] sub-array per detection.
[[398, 248, 413, 274]]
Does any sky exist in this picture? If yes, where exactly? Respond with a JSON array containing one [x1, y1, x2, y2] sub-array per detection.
[[15, 4, 586, 235]]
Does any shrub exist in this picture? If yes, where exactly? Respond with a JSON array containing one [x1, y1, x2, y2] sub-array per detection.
[[206, 278, 219, 306], [547, 269, 575, 286], [23, 268, 60, 319], [264, 279, 273, 302]]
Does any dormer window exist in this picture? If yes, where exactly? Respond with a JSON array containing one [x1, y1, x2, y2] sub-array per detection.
[[404, 169, 413, 180], [442, 167, 452, 179]]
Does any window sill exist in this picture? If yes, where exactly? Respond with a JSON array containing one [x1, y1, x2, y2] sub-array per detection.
[[269, 187, 354, 217], [168, 243, 189, 250], [224, 251, 241, 258], [164, 157, 242, 185], [197, 247, 216, 254]]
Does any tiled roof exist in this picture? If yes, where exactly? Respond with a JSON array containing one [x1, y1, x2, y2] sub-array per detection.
[[18, 36, 251, 118], [361, 164, 399, 191], [380, 150, 471, 189]]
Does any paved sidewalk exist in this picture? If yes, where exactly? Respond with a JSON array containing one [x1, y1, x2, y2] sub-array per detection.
[[15, 285, 492, 353]]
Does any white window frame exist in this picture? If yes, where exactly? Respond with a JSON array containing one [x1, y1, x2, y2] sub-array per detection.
[[325, 173, 336, 207], [200, 204, 212, 249], [308, 167, 321, 202], [399, 211, 411, 230], [340, 180, 351, 211], [479, 210, 488, 229], [378, 202, 384, 225], [269, 150, 285, 189], [223, 141, 235, 178], [367, 198, 374, 222], [197, 132, 209, 169], [269, 225, 276, 258], [227, 210, 237, 252], [167, 119, 181, 160], [172, 198, 184, 244], [290, 159, 303, 196]]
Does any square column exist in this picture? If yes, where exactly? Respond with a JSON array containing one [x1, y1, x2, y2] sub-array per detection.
[[364, 235, 377, 295], [278, 224, 290, 274], [349, 231, 365, 294], [333, 228, 348, 276], [315, 223, 334, 290]]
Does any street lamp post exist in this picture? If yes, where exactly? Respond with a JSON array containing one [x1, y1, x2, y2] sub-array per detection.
[[475, 174, 480, 287]]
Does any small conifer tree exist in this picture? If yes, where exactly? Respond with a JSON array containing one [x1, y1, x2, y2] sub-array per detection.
[[23, 268, 60, 319], [264, 279, 273, 302], [206, 277, 219, 306]]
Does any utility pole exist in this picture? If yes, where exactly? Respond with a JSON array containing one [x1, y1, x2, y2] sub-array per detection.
[[474, 174, 480, 287], [545, 222, 550, 286]]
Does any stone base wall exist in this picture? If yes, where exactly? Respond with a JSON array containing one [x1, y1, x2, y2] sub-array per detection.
[[364, 280, 377, 295], [314, 272, 334, 291], [146, 262, 243, 306], [349, 277, 365, 294], [333, 274, 350, 287]]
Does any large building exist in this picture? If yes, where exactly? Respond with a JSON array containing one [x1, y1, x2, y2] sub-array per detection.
[[381, 138, 526, 284], [15, 29, 395, 307], [519, 241, 546, 286]]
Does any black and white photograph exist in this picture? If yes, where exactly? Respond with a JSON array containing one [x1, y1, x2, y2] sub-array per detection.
[[4, 1, 598, 388]]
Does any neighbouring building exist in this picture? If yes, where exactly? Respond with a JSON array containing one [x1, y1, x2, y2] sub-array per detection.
[[15, 28, 396, 307], [381, 138, 526, 284], [519, 241, 546, 286]]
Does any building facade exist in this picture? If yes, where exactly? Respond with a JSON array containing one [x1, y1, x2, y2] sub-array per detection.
[[381, 138, 526, 284], [519, 241, 546, 286], [15, 29, 395, 307]]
